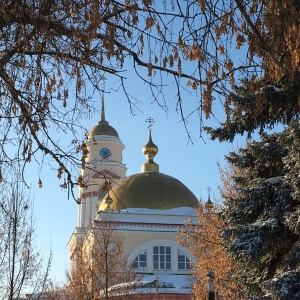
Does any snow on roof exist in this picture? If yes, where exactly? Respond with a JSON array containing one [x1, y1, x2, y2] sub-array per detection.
[[102, 273, 193, 296]]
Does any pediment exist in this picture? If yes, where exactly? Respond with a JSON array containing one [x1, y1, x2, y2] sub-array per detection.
[[92, 169, 121, 179]]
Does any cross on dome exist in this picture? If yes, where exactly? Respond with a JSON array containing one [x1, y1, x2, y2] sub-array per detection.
[[145, 117, 155, 131]]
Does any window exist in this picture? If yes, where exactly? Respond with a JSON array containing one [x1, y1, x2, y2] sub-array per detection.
[[133, 250, 147, 269], [153, 246, 171, 270], [178, 251, 191, 270]]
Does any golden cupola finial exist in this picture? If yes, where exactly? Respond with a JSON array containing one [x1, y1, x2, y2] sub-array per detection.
[[205, 187, 214, 211], [142, 129, 159, 172]]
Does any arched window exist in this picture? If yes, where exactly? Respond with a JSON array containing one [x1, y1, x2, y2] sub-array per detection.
[[128, 239, 193, 273], [177, 251, 191, 270], [153, 246, 171, 270], [133, 250, 147, 269]]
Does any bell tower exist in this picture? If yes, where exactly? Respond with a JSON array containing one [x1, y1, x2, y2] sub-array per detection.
[[68, 92, 126, 258], [77, 92, 126, 228]]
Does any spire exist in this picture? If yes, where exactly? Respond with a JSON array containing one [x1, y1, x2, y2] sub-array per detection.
[[88, 90, 119, 138], [97, 90, 108, 126], [101, 91, 106, 122], [142, 119, 159, 172]]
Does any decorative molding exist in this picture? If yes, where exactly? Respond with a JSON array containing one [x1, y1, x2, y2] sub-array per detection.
[[95, 219, 185, 229]]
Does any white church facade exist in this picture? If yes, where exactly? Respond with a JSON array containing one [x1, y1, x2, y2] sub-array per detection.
[[68, 95, 199, 299]]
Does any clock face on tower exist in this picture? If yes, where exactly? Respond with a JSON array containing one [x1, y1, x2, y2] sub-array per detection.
[[99, 147, 111, 159]]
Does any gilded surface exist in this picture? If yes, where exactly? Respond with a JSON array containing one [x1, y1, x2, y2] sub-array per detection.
[[142, 130, 159, 172], [99, 171, 199, 211]]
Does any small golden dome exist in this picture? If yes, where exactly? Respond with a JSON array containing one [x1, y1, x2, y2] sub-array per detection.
[[142, 130, 159, 172], [143, 130, 158, 159], [98, 172, 199, 211], [205, 197, 214, 210], [103, 192, 113, 211], [205, 188, 214, 210]]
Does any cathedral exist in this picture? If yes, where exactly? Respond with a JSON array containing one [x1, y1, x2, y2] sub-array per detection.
[[68, 95, 199, 299]]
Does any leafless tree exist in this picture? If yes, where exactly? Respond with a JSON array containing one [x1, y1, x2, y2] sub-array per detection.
[[66, 212, 136, 299], [0, 179, 52, 300]]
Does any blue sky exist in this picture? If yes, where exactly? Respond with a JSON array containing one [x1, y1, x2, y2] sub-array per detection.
[[29, 77, 246, 285], [22, 21, 252, 283]]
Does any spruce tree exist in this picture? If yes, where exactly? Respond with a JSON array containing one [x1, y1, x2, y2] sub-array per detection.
[[219, 121, 300, 299], [205, 78, 300, 143]]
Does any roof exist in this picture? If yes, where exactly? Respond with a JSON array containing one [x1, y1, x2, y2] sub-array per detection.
[[99, 171, 199, 211], [89, 120, 119, 137]]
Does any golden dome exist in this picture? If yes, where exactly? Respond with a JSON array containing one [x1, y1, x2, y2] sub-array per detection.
[[88, 92, 119, 138], [98, 172, 199, 211], [143, 130, 158, 159], [103, 192, 113, 212], [142, 130, 159, 172]]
